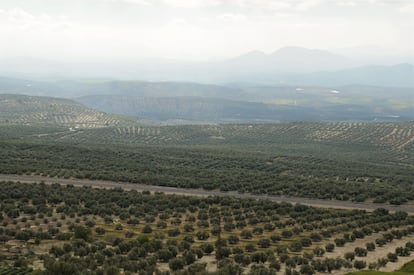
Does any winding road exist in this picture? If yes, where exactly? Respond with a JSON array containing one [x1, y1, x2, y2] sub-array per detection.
[[1, 174, 413, 214]]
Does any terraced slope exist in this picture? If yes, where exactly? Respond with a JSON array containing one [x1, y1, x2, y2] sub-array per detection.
[[0, 94, 139, 128]]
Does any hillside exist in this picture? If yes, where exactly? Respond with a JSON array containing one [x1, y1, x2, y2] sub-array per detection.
[[0, 94, 139, 128], [76, 92, 414, 123], [75, 95, 316, 122], [0, 76, 64, 97]]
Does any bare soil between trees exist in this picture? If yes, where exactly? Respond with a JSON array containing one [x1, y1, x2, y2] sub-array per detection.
[[328, 233, 414, 274], [1, 174, 413, 214]]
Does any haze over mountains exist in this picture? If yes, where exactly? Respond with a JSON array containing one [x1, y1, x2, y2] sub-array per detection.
[[1, 46, 413, 86], [0, 46, 412, 123]]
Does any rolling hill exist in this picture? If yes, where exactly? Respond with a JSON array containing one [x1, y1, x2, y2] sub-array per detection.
[[0, 94, 139, 128], [1, 76, 412, 122], [75, 93, 414, 123], [75, 95, 317, 122]]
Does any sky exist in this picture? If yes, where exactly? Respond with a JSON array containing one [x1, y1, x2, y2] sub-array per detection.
[[0, 0, 413, 62]]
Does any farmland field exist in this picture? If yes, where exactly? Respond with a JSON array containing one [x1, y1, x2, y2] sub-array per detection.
[[1, 95, 414, 274], [0, 181, 413, 274], [0, 94, 140, 128], [0, 121, 413, 205], [1, 0, 413, 274]]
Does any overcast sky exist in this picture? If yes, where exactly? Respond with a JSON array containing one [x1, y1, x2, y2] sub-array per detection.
[[0, 0, 413, 62]]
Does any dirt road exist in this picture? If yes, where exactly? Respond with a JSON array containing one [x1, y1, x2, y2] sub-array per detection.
[[1, 174, 413, 214]]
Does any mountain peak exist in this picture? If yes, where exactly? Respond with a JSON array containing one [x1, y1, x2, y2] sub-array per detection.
[[271, 46, 343, 57], [223, 46, 353, 73]]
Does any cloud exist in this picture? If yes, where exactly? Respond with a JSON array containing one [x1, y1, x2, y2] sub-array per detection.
[[0, 0, 411, 62], [169, 17, 187, 25], [162, 0, 222, 9], [160, 0, 321, 11], [123, 0, 151, 4], [101, 0, 151, 5], [268, 1, 291, 11], [8, 8, 36, 23], [399, 3, 414, 13], [217, 13, 246, 22], [1, 7, 72, 32], [225, 0, 323, 13], [295, 0, 322, 11], [337, 1, 357, 7]]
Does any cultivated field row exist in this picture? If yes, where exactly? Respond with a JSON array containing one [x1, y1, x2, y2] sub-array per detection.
[[0, 181, 413, 274]]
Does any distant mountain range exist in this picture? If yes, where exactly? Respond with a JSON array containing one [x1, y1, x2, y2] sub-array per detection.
[[218, 46, 354, 73], [1, 46, 413, 87], [274, 63, 414, 87], [0, 46, 412, 123]]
